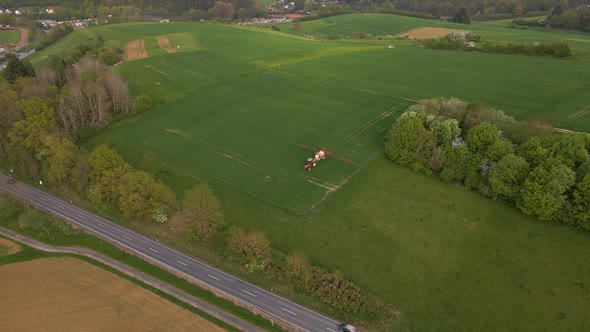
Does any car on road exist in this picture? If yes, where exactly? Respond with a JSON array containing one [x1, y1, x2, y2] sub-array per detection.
[[6, 178, 15, 184], [338, 323, 358, 332]]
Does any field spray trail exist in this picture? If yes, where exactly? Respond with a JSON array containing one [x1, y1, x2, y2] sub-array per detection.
[[163, 127, 294, 178], [567, 106, 590, 120], [334, 102, 411, 151]]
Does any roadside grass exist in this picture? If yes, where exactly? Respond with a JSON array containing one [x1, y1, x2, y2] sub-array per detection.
[[0, 194, 281, 332], [0, 29, 20, 44]]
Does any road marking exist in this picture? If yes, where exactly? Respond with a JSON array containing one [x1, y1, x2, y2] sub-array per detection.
[[76, 214, 85, 219], [327, 328, 336, 332], [282, 307, 297, 315], [177, 260, 188, 266], [96, 224, 105, 229], [57, 205, 65, 210], [40, 197, 47, 201], [243, 290, 256, 297], [122, 235, 133, 241], [149, 247, 159, 253], [208, 274, 220, 281]]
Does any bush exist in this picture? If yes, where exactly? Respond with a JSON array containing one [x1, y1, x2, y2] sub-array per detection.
[[134, 95, 153, 113]]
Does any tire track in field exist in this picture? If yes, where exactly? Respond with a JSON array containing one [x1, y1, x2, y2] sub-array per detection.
[[334, 102, 410, 151]]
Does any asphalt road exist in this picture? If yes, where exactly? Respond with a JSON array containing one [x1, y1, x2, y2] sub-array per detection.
[[0, 226, 265, 332], [0, 173, 342, 332]]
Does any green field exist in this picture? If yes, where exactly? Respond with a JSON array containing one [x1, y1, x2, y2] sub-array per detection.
[[0, 29, 20, 44], [27, 14, 590, 330]]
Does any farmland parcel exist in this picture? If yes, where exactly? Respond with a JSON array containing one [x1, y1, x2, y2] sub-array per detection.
[[0, 257, 225, 331]]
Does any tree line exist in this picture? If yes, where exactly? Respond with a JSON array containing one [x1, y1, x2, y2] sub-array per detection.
[[385, 98, 590, 230], [514, 5, 590, 32], [421, 32, 572, 57]]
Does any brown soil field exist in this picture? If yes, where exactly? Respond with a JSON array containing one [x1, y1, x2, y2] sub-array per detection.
[[0, 238, 21, 256], [124, 39, 148, 61], [0, 257, 225, 332], [157, 35, 178, 54], [395, 27, 467, 40]]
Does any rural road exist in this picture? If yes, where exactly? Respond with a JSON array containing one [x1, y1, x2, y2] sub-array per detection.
[[0, 173, 342, 332], [0, 226, 264, 332]]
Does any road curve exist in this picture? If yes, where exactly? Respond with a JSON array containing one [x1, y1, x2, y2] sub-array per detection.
[[0, 173, 342, 332], [0, 226, 264, 332]]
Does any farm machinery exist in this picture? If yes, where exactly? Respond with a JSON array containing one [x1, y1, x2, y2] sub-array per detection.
[[304, 148, 327, 171]]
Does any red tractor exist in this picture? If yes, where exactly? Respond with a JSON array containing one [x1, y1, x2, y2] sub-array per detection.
[[304, 148, 327, 171]]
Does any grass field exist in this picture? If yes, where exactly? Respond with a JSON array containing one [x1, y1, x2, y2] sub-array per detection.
[[0, 29, 20, 44], [25, 14, 590, 330], [46, 20, 586, 212], [0, 257, 225, 331]]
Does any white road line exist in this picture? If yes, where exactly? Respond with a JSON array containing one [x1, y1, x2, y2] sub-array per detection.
[[96, 224, 105, 228], [282, 307, 297, 315], [243, 290, 256, 297], [76, 214, 85, 219], [122, 235, 133, 241], [208, 274, 220, 281], [57, 205, 65, 210], [148, 247, 159, 253], [327, 328, 336, 332], [40, 197, 47, 201], [177, 260, 188, 266]]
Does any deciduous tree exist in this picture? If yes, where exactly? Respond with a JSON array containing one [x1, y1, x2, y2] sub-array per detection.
[[184, 183, 224, 242], [489, 154, 529, 202]]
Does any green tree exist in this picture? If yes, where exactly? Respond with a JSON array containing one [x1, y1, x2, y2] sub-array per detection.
[[466, 122, 500, 157], [1, 54, 36, 84], [43, 136, 77, 184], [88, 144, 128, 180], [134, 95, 153, 113], [518, 159, 575, 220], [453, 7, 471, 24], [486, 139, 514, 162], [517, 136, 549, 167], [572, 174, 590, 228], [8, 97, 57, 153], [184, 183, 224, 242], [385, 111, 436, 172], [439, 145, 469, 183], [541, 134, 588, 169], [489, 154, 529, 203], [118, 170, 157, 220]]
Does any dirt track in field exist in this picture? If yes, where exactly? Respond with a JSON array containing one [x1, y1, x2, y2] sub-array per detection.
[[0, 257, 225, 332], [124, 39, 148, 61], [0, 238, 20, 256], [395, 27, 467, 39], [157, 35, 178, 53]]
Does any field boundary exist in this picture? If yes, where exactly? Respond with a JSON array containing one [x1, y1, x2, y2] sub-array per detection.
[[0, 226, 263, 332]]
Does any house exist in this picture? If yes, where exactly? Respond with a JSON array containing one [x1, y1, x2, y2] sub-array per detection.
[[46, 8, 55, 14], [14, 10, 21, 15], [0, 47, 7, 53], [5, 9, 11, 14]]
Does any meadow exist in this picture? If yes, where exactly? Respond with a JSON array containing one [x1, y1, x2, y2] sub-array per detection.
[[0, 28, 20, 44], [26, 14, 590, 330]]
